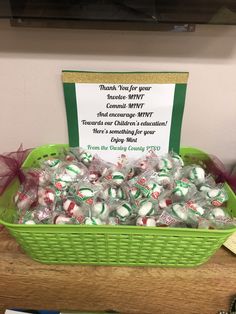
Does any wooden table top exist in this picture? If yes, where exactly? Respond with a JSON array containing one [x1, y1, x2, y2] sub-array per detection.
[[0, 228, 235, 314]]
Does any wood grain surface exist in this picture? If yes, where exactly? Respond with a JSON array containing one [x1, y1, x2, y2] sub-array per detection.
[[0, 228, 235, 314]]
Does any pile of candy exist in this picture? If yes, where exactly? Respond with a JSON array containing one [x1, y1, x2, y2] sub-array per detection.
[[14, 148, 234, 229]]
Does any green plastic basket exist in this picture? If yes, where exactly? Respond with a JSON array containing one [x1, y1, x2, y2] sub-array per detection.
[[0, 144, 235, 267]]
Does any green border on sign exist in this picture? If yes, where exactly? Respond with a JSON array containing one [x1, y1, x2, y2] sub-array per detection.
[[62, 71, 188, 153], [63, 83, 80, 147], [169, 84, 187, 154]]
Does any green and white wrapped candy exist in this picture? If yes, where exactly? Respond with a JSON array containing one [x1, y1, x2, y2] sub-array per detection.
[[92, 201, 109, 220], [112, 171, 125, 185], [18, 211, 35, 224], [65, 164, 84, 178], [171, 204, 188, 221], [147, 182, 163, 200], [206, 187, 228, 206], [136, 216, 156, 227], [172, 180, 196, 201], [63, 199, 83, 218], [172, 180, 190, 199], [155, 170, 173, 187], [80, 152, 93, 165], [186, 201, 206, 217], [43, 159, 61, 169], [189, 166, 205, 185], [104, 186, 117, 199], [116, 202, 133, 222], [130, 187, 142, 200], [84, 217, 102, 225], [158, 157, 173, 171], [138, 200, 155, 217], [171, 152, 184, 167], [116, 187, 126, 200], [75, 186, 95, 205]]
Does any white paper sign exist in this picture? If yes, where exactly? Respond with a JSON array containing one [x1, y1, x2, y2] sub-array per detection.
[[75, 83, 175, 162]]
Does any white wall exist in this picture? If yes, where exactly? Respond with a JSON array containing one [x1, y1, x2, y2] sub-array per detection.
[[0, 20, 235, 165]]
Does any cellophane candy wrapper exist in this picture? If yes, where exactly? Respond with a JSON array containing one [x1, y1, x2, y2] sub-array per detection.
[[58, 160, 87, 180], [156, 208, 186, 228], [15, 184, 38, 212], [183, 165, 206, 186], [132, 150, 158, 174], [32, 205, 53, 224], [91, 198, 111, 222], [136, 216, 157, 227], [202, 184, 228, 207], [135, 199, 159, 217], [101, 165, 129, 187], [63, 197, 87, 222], [158, 191, 173, 210], [109, 200, 136, 225], [171, 179, 197, 203], [156, 154, 174, 172], [69, 147, 95, 167], [88, 154, 114, 184], [101, 182, 130, 204], [204, 207, 235, 229], [131, 170, 164, 200], [152, 169, 174, 189], [68, 180, 98, 211], [170, 151, 185, 168], [11, 146, 235, 230], [18, 210, 36, 225]]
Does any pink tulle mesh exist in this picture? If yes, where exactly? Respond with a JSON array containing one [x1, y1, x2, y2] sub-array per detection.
[[0, 145, 31, 196]]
